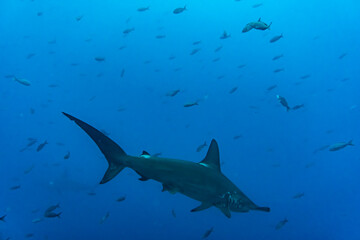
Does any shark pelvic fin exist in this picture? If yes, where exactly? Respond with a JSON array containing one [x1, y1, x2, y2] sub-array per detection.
[[199, 139, 221, 171], [62, 112, 127, 184], [190, 202, 212, 212], [162, 184, 178, 194], [219, 207, 231, 218]]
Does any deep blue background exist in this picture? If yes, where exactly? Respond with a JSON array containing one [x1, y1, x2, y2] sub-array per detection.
[[1, 0, 359, 239]]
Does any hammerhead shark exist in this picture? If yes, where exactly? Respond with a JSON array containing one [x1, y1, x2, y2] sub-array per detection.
[[63, 112, 270, 218]]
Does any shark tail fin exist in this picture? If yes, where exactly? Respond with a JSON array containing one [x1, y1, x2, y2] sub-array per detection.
[[62, 112, 127, 184], [348, 140, 354, 146]]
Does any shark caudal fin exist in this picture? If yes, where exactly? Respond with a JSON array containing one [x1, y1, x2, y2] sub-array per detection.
[[62, 112, 127, 184]]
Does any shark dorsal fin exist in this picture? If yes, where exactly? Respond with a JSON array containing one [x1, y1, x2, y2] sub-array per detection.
[[141, 150, 150, 156], [199, 139, 220, 171]]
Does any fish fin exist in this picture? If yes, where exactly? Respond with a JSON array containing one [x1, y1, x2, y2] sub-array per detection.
[[62, 112, 127, 184], [219, 207, 231, 218], [199, 139, 221, 171], [190, 202, 212, 212], [141, 150, 151, 156], [348, 140, 354, 146], [268, 22, 272, 29], [258, 17, 261, 21], [139, 177, 149, 181], [0, 215, 6, 222], [162, 184, 178, 194], [254, 206, 270, 212], [135, 171, 149, 181]]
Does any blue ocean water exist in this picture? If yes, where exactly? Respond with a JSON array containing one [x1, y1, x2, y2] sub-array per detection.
[[1, 0, 359, 239]]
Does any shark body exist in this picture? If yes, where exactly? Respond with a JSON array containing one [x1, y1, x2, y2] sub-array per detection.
[[63, 112, 270, 218]]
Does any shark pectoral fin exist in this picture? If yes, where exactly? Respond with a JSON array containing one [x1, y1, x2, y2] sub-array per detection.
[[190, 202, 212, 212], [219, 207, 231, 218]]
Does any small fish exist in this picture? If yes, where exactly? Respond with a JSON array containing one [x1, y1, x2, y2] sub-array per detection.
[[120, 68, 125, 78], [193, 41, 201, 45], [273, 68, 284, 73], [338, 53, 347, 59], [24, 164, 35, 174], [166, 89, 180, 97], [214, 46, 222, 52], [212, 57, 220, 62], [36, 140, 48, 152], [269, 34, 283, 43], [202, 227, 214, 239], [220, 31, 231, 39], [14, 77, 31, 86], [171, 209, 176, 218], [31, 218, 43, 223], [123, 28, 135, 34], [267, 84, 277, 91], [292, 104, 304, 110], [275, 218, 288, 230], [292, 192, 305, 199], [10, 185, 21, 190], [190, 48, 201, 55], [229, 87, 238, 94], [238, 64, 246, 69], [64, 151, 70, 159], [0, 215, 6, 222], [99, 212, 110, 224], [196, 141, 207, 152], [329, 140, 354, 151], [88, 191, 96, 196], [252, 3, 263, 8], [233, 135, 242, 140], [300, 74, 311, 79], [94, 57, 105, 62], [45, 204, 60, 213], [276, 95, 291, 111], [25, 233, 34, 238], [155, 35, 166, 39], [44, 212, 61, 218], [137, 6, 149, 12], [173, 6, 186, 14], [184, 101, 199, 107], [272, 54, 284, 60], [37, 12, 43, 16], [26, 53, 36, 59], [116, 196, 126, 202], [75, 15, 83, 21], [243, 18, 271, 32], [27, 138, 37, 147]]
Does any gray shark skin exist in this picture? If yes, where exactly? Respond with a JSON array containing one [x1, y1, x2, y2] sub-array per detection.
[[62, 112, 270, 218]]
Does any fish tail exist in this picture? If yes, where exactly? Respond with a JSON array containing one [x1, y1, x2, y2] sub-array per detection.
[[57, 212, 62, 218], [62, 112, 128, 184], [348, 140, 354, 146], [286, 106, 291, 111]]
